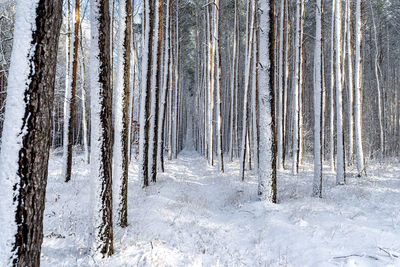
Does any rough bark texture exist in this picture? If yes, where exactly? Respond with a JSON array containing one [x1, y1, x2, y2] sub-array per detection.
[[91, 0, 114, 256], [9, 0, 63, 265]]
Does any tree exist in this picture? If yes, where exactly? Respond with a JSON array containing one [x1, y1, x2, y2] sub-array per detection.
[[148, 0, 163, 183], [335, 0, 346, 184], [113, 0, 132, 227], [277, 0, 286, 170], [292, 0, 302, 175], [0, 0, 62, 265], [138, 0, 154, 187], [258, 0, 277, 203], [354, 0, 365, 176], [62, 0, 73, 181], [64, 0, 81, 182], [90, 0, 114, 256], [240, 0, 256, 181], [313, 0, 324, 197]]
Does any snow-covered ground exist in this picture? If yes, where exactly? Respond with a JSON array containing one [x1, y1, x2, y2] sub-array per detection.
[[42, 150, 400, 266]]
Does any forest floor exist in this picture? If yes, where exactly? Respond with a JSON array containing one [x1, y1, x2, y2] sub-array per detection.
[[41, 149, 400, 267]]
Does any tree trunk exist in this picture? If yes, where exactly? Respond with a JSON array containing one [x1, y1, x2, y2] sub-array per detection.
[[354, 0, 366, 176], [148, 0, 163, 182], [258, 0, 277, 203], [335, 0, 346, 184], [90, 0, 114, 256], [138, 0, 154, 187], [0, 0, 62, 265], [113, 0, 132, 228], [313, 0, 324, 198]]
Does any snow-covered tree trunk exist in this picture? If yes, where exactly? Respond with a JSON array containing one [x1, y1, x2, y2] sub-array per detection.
[[215, 0, 224, 173], [346, 0, 354, 165], [370, 1, 384, 159], [277, 0, 286, 170], [240, 0, 256, 181], [157, 0, 171, 172], [292, 0, 301, 175], [229, 0, 238, 162], [113, 0, 131, 228], [148, 0, 162, 182], [251, 24, 259, 171], [0, 0, 62, 265], [173, 0, 180, 159], [313, 0, 324, 198], [282, 1, 290, 169], [80, 40, 90, 164], [258, 0, 277, 203], [90, 0, 114, 255], [298, 1, 305, 166], [138, 0, 153, 187], [207, 3, 214, 165], [329, 0, 336, 172], [335, 0, 346, 185], [62, 0, 73, 181], [354, 0, 365, 176]]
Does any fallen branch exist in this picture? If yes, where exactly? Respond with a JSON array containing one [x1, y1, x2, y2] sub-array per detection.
[[378, 247, 399, 259], [333, 254, 379, 261]]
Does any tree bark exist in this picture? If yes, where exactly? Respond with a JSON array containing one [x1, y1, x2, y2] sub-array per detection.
[[0, 0, 62, 265]]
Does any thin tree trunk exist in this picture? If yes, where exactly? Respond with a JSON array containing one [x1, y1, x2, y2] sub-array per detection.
[[113, 0, 132, 228], [148, 0, 163, 182], [354, 0, 365, 176], [335, 0, 346, 184]]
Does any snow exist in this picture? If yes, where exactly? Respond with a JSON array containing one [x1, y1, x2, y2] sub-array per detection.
[[41, 150, 400, 266]]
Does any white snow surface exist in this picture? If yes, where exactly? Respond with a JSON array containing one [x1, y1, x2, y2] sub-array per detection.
[[42, 150, 400, 266]]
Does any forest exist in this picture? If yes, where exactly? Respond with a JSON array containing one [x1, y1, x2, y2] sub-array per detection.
[[0, 0, 399, 266]]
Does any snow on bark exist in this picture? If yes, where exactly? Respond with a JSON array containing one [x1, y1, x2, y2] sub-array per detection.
[[0, 1, 39, 264], [292, 0, 301, 175], [90, 0, 114, 256], [62, 0, 73, 180], [313, 0, 323, 198], [329, 0, 336, 172], [157, 0, 171, 172], [215, 0, 224, 173], [258, 0, 277, 203], [113, 0, 131, 227], [277, 0, 285, 170], [138, 0, 153, 186], [148, 0, 162, 182], [0, 0, 62, 264], [239, 0, 255, 181], [346, 0, 354, 164], [335, 0, 346, 185], [354, 0, 365, 176]]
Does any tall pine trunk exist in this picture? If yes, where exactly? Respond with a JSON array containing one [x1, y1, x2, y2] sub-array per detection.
[[90, 0, 114, 256], [354, 0, 365, 176], [313, 0, 324, 197], [0, 0, 62, 265], [113, 0, 132, 228], [258, 0, 277, 203]]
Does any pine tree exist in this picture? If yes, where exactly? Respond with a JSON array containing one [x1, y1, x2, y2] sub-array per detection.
[[113, 0, 132, 228], [0, 0, 62, 265], [258, 0, 277, 203], [90, 0, 114, 256]]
